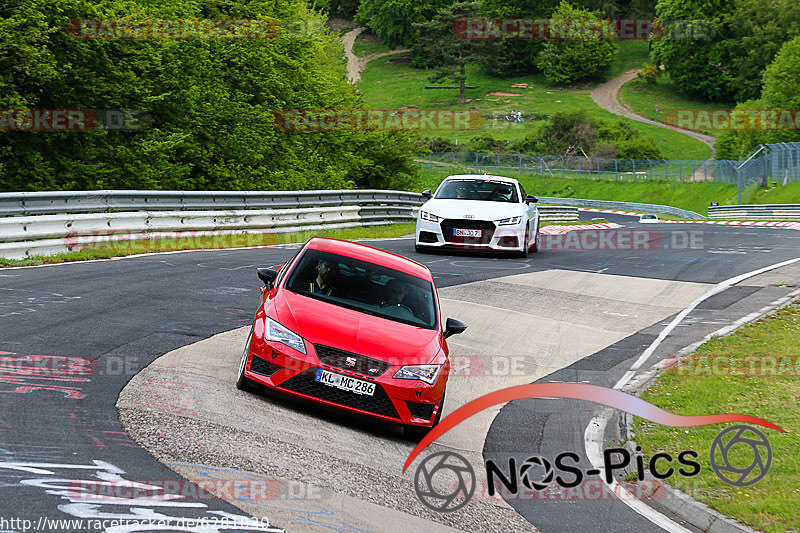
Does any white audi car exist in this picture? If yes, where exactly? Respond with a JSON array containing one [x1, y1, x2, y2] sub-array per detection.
[[415, 174, 540, 256]]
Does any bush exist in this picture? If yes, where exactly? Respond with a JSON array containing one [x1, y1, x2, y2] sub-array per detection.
[[450, 112, 662, 159], [421, 137, 463, 152], [636, 64, 661, 86], [466, 134, 512, 153], [536, 1, 618, 84]]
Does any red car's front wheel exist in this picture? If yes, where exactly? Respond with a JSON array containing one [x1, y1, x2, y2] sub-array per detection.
[[236, 329, 258, 392]]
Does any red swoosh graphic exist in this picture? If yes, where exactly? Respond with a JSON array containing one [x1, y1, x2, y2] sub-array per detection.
[[403, 383, 783, 472]]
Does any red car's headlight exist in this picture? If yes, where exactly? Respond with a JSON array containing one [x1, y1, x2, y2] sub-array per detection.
[[393, 364, 441, 385], [266, 317, 306, 354]]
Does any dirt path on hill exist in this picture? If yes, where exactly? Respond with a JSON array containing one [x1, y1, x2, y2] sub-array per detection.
[[591, 69, 717, 178], [342, 27, 410, 83]]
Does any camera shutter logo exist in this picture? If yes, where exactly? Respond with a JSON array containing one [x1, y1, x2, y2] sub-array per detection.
[[414, 451, 476, 512], [520, 456, 554, 491], [710, 425, 772, 487]]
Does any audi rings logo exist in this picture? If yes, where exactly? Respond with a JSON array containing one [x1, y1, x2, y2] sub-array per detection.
[[710, 425, 772, 487], [414, 451, 476, 512]]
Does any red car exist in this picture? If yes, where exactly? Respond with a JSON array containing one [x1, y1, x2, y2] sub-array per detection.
[[236, 237, 467, 439]]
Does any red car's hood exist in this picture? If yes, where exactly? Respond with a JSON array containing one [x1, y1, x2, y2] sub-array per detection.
[[273, 290, 442, 365]]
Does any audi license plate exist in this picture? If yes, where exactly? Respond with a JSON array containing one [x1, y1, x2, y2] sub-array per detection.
[[454, 229, 481, 237], [315, 369, 375, 396]]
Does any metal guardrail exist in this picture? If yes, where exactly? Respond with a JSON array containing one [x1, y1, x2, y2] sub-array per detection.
[[0, 188, 694, 260], [538, 197, 704, 219], [0, 189, 424, 217], [708, 204, 800, 220], [0, 204, 419, 260], [536, 205, 579, 221]]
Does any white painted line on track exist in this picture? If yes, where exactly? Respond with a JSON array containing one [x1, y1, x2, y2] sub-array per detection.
[[625, 256, 800, 377], [584, 413, 694, 533], [583, 255, 800, 533]]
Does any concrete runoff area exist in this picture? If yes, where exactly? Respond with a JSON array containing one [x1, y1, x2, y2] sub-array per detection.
[[118, 269, 713, 532]]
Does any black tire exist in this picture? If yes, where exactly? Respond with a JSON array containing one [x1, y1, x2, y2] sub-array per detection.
[[516, 227, 530, 258], [530, 227, 540, 253], [403, 388, 446, 441], [235, 329, 258, 392]]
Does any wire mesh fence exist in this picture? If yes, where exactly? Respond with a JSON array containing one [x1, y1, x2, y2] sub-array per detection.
[[418, 152, 742, 183], [417, 143, 800, 190]]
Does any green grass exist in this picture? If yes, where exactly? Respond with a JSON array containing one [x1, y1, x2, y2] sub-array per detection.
[[410, 168, 737, 214], [0, 223, 416, 268], [619, 75, 735, 138], [753, 182, 800, 204], [634, 304, 800, 532], [352, 31, 396, 57], [599, 41, 651, 82], [358, 48, 711, 160]]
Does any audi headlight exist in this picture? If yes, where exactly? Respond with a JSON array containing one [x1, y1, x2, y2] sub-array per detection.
[[497, 216, 522, 225], [420, 211, 441, 222], [393, 364, 441, 385], [266, 317, 306, 354]]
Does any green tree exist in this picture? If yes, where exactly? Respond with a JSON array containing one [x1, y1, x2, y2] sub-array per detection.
[[717, 36, 800, 159], [536, 1, 618, 84], [0, 0, 419, 192], [477, 0, 561, 77], [411, 1, 491, 102], [355, 0, 451, 46], [719, 0, 800, 102], [650, 0, 735, 101]]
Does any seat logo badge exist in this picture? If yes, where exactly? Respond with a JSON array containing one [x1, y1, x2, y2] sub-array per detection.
[[415, 389, 423, 399], [345, 357, 357, 367], [271, 349, 280, 359]]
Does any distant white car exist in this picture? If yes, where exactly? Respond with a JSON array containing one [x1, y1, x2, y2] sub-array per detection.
[[638, 214, 660, 223], [415, 174, 540, 256]]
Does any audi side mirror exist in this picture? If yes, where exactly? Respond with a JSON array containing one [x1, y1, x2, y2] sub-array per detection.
[[422, 190, 433, 200], [525, 195, 538, 204], [257, 268, 279, 288], [444, 317, 467, 338]]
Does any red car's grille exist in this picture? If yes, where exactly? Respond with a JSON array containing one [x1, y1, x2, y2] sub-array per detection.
[[278, 368, 400, 420], [314, 344, 391, 378]]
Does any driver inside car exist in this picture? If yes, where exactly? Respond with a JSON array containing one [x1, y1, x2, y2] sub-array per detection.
[[308, 259, 339, 296], [380, 279, 407, 307], [377, 279, 418, 321]]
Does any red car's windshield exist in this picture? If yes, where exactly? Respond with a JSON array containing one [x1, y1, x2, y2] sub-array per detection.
[[285, 249, 438, 330]]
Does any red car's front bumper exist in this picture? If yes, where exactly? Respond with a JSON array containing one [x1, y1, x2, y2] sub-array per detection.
[[244, 334, 447, 428]]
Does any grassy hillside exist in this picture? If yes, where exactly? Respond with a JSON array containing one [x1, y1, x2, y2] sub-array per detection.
[[619, 75, 735, 139], [411, 168, 737, 214], [411, 170, 800, 213], [357, 42, 712, 160]]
